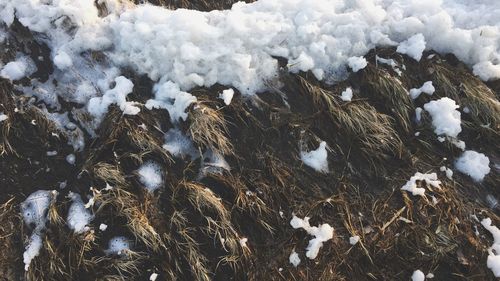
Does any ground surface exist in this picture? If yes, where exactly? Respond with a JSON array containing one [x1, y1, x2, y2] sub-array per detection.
[[0, 1, 500, 281]]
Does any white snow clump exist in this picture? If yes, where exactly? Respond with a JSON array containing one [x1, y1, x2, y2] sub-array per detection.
[[138, 161, 164, 192], [409, 81, 435, 100], [289, 250, 301, 267], [397, 34, 426, 61], [340, 87, 353, 102], [290, 215, 333, 259], [401, 172, 441, 197], [423, 97, 461, 138], [67, 192, 94, 233], [481, 218, 500, 277], [455, 150, 490, 182], [300, 141, 328, 173]]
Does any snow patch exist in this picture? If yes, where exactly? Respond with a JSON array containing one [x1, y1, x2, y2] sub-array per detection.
[[219, 88, 234, 105], [290, 215, 333, 259], [340, 87, 353, 102], [455, 150, 490, 182], [411, 269, 426, 281], [67, 192, 94, 233], [401, 172, 441, 197], [409, 81, 435, 100], [397, 34, 426, 61], [423, 97, 461, 138], [347, 56, 367, 72], [138, 161, 164, 192], [481, 218, 500, 277], [289, 250, 301, 267], [300, 141, 328, 173]]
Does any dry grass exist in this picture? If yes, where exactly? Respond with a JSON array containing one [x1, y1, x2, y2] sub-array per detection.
[[188, 101, 233, 156]]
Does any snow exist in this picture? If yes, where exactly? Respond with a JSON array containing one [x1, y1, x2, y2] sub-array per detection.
[[53, 51, 73, 69], [163, 128, 198, 159], [439, 166, 453, 180], [1, 0, 500, 148], [145, 81, 197, 123], [0, 59, 30, 80], [401, 172, 441, 197], [340, 87, 353, 102], [423, 98, 461, 138], [347, 56, 367, 72], [300, 141, 328, 173], [21, 190, 57, 271], [66, 154, 76, 165], [67, 192, 93, 233], [455, 150, 490, 182], [219, 88, 234, 105], [397, 33, 426, 61], [106, 236, 131, 255], [150, 273, 159, 281], [0, 113, 7, 122], [349, 235, 360, 245], [87, 76, 139, 124], [411, 269, 426, 281], [376, 55, 402, 75], [289, 251, 301, 267], [23, 233, 43, 271], [290, 215, 333, 259], [137, 161, 164, 192], [99, 223, 108, 231], [481, 218, 500, 277], [409, 81, 435, 100], [415, 107, 423, 123]]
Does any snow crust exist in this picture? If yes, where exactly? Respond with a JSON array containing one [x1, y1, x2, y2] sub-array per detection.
[[401, 172, 441, 197], [300, 141, 328, 173], [290, 215, 333, 259], [455, 150, 490, 182], [423, 97, 461, 138], [481, 218, 500, 277], [138, 161, 164, 192]]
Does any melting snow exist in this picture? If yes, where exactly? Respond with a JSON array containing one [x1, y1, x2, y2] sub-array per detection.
[[455, 150, 490, 182], [409, 81, 435, 100], [423, 97, 461, 138], [138, 161, 164, 192], [300, 141, 328, 173], [290, 215, 333, 259], [401, 172, 441, 197], [481, 218, 500, 277]]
